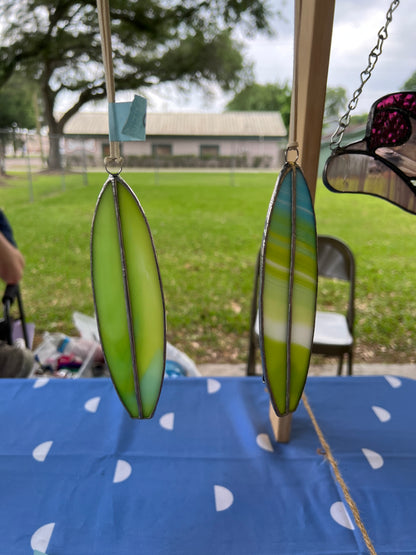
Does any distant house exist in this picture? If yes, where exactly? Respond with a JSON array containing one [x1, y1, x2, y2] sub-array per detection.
[[62, 111, 287, 169]]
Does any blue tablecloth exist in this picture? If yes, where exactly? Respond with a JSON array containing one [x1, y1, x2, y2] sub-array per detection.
[[0, 375, 415, 554]]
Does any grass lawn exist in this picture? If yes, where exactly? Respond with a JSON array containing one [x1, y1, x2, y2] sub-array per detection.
[[2, 169, 416, 365]]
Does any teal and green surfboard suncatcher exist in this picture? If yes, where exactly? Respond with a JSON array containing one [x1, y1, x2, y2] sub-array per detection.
[[259, 162, 317, 417], [91, 174, 166, 419]]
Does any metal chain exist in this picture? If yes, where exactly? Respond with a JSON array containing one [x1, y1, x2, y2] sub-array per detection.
[[330, 0, 400, 152]]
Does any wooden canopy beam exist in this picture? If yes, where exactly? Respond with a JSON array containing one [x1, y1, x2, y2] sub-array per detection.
[[294, 0, 336, 201]]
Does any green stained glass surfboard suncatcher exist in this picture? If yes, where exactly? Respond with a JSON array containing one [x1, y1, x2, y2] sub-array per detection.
[[91, 173, 166, 419], [93, 0, 165, 419], [259, 162, 317, 417]]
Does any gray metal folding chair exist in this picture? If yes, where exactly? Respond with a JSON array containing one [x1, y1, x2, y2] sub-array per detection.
[[312, 235, 355, 375]]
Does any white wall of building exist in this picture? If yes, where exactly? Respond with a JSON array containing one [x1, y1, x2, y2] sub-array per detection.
[[63, 136, 284, 168]]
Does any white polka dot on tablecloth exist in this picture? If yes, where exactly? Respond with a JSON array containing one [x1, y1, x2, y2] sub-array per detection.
[[330, 501, 354, 530], [84, 396, 101, 413], [385, 376, 402, 388], [30, 522, 55, 552], [159, 412, 175, 430], [361, 447, 384, 469], [214, 485, 234, 511], [113, 459, 132, 483], [207, 378, 221, 394], [32, 441, 53, 462], [33, 377, 50, 389], [372, 405, 391, 423], [256, 433, 274, 452]]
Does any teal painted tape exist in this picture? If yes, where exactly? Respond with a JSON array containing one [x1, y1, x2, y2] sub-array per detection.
[[108, 95, 147, 142]]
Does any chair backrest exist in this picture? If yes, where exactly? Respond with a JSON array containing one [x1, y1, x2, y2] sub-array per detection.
[[317, 235, 355, 331], [0, 284, 30, 348]]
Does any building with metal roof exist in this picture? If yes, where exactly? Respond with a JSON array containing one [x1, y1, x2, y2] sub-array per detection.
[[63, 111, 287, 169]]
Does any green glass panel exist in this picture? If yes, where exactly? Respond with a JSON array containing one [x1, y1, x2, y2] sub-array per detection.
[[91, 176, 165, 418], [260, 164, 317, 415]]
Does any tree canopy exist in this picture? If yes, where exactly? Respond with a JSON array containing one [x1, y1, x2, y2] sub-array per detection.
[[402, 71, 416, 91], [0, 72, 38, 175], [226, 82, 291, 127], [0, 73, 37, 130], [323, 86, 347, 122], [0, 0, 273, 169], [226, 82, 348, 131]]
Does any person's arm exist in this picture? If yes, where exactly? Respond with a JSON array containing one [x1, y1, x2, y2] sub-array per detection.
[[0, 232, 25, 284]]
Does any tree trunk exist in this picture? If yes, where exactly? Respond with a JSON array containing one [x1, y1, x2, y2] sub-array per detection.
[[0, 138, 6, 176], [48, 131, 62, 171], [41, 76, 62, 171]]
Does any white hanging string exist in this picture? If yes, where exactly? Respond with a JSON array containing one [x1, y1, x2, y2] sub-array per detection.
[[286, 0, 302, 163], [96, 0, 122, 169]]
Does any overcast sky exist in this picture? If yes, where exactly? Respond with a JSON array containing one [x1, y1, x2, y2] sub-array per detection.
[[145, 0, 415, 115]]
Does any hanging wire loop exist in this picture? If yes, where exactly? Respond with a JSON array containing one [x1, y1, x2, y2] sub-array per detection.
[[330, 0, 400, 152], [104, 155, 124, 176], [285, 142, 299, 165]]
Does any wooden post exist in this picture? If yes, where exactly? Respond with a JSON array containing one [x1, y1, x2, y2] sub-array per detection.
[[293, 0, 336, 201], [269, 0, 335, 442], [269, 407, 293, 443]]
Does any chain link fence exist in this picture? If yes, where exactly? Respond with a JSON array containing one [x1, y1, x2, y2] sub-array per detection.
[[0, 130, 90, 201], [1, 128, 281, 200]]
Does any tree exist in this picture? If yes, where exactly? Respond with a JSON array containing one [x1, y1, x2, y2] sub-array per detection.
[[226, 82, 291, 127], [324, 86, 347, 123], [226, 83, 348, 131], [0, 73, 37, 131], [349, 113, 368, 127], [0, 72, 37, 175], [402, 71, 416, 90], [0, 0, 272, 170]]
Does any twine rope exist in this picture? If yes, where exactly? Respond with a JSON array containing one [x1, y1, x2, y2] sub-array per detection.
[[96, 0, 122, 169], [302, 393, 377, 555]]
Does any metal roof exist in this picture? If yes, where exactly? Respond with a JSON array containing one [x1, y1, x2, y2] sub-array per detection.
[[63, 111, 286, 138]]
